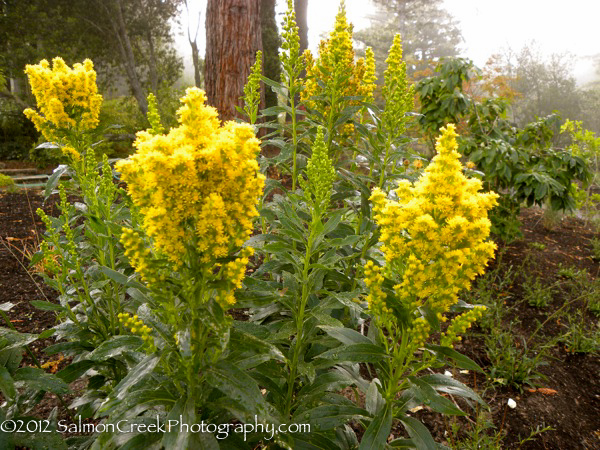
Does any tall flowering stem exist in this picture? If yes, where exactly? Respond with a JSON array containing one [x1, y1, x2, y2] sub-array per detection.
[[116, 87, 265, 397], [378, 33, 414, 188], [285, 127, 336, 417], [280, 0, 304, 190], [365, 124, 498, 401], [243, 50, 263, 125], [24, 58, 126, 340], [302, 2, 376, 154]]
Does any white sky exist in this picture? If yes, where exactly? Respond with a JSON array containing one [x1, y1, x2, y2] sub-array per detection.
[[176, 0, 599, 85]]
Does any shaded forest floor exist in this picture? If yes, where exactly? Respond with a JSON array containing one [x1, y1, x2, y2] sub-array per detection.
[[1, 189, 599, 449]]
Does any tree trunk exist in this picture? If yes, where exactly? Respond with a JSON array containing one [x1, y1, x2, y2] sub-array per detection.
[[184, 0, 203, 88], [111, 0, 148, 115], [294, 0, 308, 54], [204, 0, 262, 121], [146, 29, 159, 94]]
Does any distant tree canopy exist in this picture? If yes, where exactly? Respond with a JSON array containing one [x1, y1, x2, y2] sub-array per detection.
[[500, 46, 581, 127], [487, 44, 600, 134], [0, 0, 183, 115], [355, 0, 462, 83]]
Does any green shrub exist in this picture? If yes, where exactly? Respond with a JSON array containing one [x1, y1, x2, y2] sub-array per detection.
[[0, 98, 39, 160], [416, 60, 591, 242], [0, 173, 15, 188], [523, 276, 553, 308]]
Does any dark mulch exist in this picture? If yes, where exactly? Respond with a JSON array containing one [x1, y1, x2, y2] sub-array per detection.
[[1, 190, 599, 449]]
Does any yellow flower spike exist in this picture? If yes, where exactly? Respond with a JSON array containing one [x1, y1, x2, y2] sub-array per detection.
[[382, 34, 414, 140], [301, 2, 375, 134], [23, 57, 102, 142], [441, 306, 487, 348], [366, 125, 497, 337], [117, 88, 263, 269]]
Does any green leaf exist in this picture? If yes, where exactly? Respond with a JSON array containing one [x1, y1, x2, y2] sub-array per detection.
[[293, 405, 369, 431], [292, 432, 341, 450], [399, 416, 437, 450], [162, 396, 219, 450], [56, 360, 95, 383], [321, 211, 343, 237], [104, 386, 176, 421], [425, 344, 483, 373], [30, 300, 64, 312], [296, 371, 354, 402], [14, 367, 70, 396], [45, 164, 68, 198], [359, 403, 392, 450], [13, 421, 68, 450], [98, 266, 129, 286], [408, 376, 465, 416], [0, 366, 15, 399], [319, 326, 372, 345], [205, 360, 270, 421], [89, 335, 144, 361], [110, 355, 159, 401], [365, 379, 384, 416], [38, 329, 56, 339], [0, 329, 38, 352], [317, 343, 388, 365], [419, 374, 484, 405]]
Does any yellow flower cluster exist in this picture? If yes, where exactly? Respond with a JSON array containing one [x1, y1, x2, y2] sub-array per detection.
[[215, 247, 254, 307], [364, 261, 387, 319], [304, 127, 336, 211], [366, 125, 497, 332], [61, 146, 81, 161], [23, 57, 102, 142], [440, 306, 486, 348], [382, 34, 414, 139], [116, 87, 265, 267], [243, 51, 262, 124], [146, 93, 165, 135], [120, 228, 162, 285], [280, 0, 303, 79], [301, 3, 376, 113], [118, 313, 155, 350]]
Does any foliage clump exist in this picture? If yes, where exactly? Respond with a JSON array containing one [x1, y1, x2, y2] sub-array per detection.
[[0, 173, 15, 188]]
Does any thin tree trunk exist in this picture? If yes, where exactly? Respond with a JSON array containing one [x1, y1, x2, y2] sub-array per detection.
[[185, 0, 203, 87], [190, 40, 202, 87], [111, 0, 148, 115], [205, 0, 262, 121], [146, 29, 159, 94]]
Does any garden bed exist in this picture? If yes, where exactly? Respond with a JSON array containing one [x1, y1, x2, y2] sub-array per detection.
[[1, 189, 598, 448]]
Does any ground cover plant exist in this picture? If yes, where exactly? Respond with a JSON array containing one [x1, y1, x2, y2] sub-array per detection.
[[0, 1, 599, 449]]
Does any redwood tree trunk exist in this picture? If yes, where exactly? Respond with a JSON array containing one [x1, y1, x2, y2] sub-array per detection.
[[205, 0, 262, 121]]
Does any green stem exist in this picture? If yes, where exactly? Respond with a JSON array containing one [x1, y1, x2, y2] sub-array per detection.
[[291, 95, 298, 191], [379, 138, 392, 189], [284, 221, 316, 417]]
